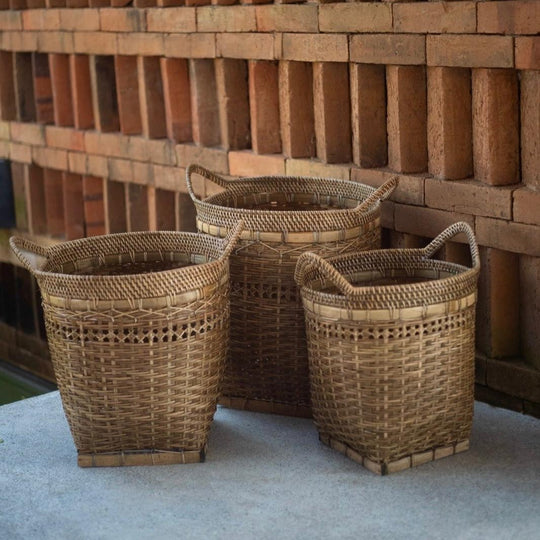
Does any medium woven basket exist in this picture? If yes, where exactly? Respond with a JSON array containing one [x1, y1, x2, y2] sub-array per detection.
[[10, 223, 243, 467], [187, 164, 398, 417], [295, 222, 480, 475]]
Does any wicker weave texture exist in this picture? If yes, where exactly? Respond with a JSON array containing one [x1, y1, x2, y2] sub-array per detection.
[[295, 222, 480, 468], [187, 164, 398, 415], [10, 225, 242, 464]]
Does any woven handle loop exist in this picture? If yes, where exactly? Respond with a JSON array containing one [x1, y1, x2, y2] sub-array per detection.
[[354, 176, 399, 214], [186, 164, 231, 202], [220, 220, 244, 259], [423, 222, 480, 269], [9, 236, 49, 275], [294, 252, 355, 296]]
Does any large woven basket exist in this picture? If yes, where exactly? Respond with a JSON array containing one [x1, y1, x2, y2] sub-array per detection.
[[187, 164, 397, 417], [295, 222, 480, 474], [10, 223, 243, 467]]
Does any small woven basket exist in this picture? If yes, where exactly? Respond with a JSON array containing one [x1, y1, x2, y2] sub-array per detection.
[[10, 223, 243, 467], [187, 164, 397, 417], [295, 222, 480, 474]]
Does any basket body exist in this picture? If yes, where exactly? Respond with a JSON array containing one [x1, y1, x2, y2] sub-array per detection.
[[13, 232, 234, 467], [297, 228, 479, 474], [189, 168, 393, 416]]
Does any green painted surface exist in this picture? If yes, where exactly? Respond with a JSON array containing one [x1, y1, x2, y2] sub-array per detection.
[[0, 370, 44, 405]]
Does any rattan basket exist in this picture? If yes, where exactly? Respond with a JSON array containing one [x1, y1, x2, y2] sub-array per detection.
[[10, 223, 243, 467], [186, 164, 398, 417], [295, 222, 480, 474]]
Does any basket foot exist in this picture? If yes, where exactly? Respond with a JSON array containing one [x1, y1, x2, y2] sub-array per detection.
[[319, 434, 470, 475], [219, 396, 312, 418], [77, 447, 207, 468]]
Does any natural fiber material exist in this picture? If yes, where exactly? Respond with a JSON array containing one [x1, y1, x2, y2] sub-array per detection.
[[10, 224, 243, 467], [295, 222, 480, 473], [187, 164, 398, 416]]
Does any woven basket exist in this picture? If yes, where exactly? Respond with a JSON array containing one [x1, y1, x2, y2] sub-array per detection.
[[10, 223, 243, 467], [187, 164, 398, 417], [295, 222, 480, 474]]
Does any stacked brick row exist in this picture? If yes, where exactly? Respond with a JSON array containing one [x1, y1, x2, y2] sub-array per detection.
[[0, 2, 538, 414]]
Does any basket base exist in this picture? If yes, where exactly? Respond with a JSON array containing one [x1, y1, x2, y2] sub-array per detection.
[[77, 447, 207, 468], [319, 435, 470, 476], [219, 396, 312, 418]]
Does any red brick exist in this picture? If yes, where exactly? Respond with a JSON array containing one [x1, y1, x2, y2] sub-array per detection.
[[520, 70, 539, 189], [477, 217, 540, 257], [248, 60, 281, 155], [425, 178, 512, 220], [127, 183, 149, 232], [472, 69, 519, 186], [388, 231, 428, 250], [151, 164, 177, 191], [283, 33, 348, 63], [146, 7, 196, 33], [32, 53, 54, 124], [73, 32, 117, 56], [10, 122, 45, 146], [256, 5, 318, 32], [177, 191, 197, 231], [319, 3, 391, 33], [37, 32, 74, 55], [49, 53, 73, 126], [68, 151, 87, 175], [0, 52, 16, 121], [10, 0, 28, 6], [0, 10, 22, 31], [26, 165, 47, 235], [45, 125, 85, 152], [144, 138, 177, 166], [117, 33, 164, 57], [62, 172, 85, 240], [478, 1, 539, 35], [108, 157, 133, 183], [164, 33, 216, 59], [86, 154, 108, 177], [427, 67, 472, 180], [157, 0, 184, 5], [350, 34, 425, 66], [217, 33, 275, 60], [84, 131, 128, 158], [132, 161, 153, 186], [286, 159, 350, 181], [99, 8, 146, 33], [114, 55, 142, 136], [228, 150, 285, 177], [312, 62, 351, 164], [89, 55, 120, 133], [427, 35, 514, 69], [394, 2, 475, 34], [351, 168, 424, 206], [9, 143, 32, 164], [43, 168, 65, 237], [66, 0, 88, 6], [394, 203, 474, 240], [21, 9, 59, 31], [46, 0, 66, 6], [387, 65, 427, 174], [69, 54, 94, 130], [198, 6, 255, 32], [137, 56, 167, 139], [32, 146, 69, 170], [514, 188, 540, 227], [160, 58, 192, 143], [176, 143, 228, 174], [14, 53, 36, 123], [189, 58, 220, 147], [155, 188, 177, 231], [215, 58, 250, 151], [59, 8, 100, 31], [520, 256, 540, 370], [3, 31, 39, 52], [515, 37, 540, 70], [279, 61, 315, 159], [350, 63, 386, 169], [134, 0, 157, 7], [10, 162, 28, 231], [105, 179, 127, 233]]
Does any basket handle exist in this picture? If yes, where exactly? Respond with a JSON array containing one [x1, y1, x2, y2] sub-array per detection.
[[186, 164, 231, 202], [354, 176, 399, 214], [423, 222, 480, 269], [220, 220, 244, 260], [9, 236, 49, 275], [294, 251, 355, 296]]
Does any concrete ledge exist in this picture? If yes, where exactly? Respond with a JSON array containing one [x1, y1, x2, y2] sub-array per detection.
[[0, 392, 539, 539]]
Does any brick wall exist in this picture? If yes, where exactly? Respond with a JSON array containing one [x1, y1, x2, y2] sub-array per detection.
[[0, 1, 538, 416]]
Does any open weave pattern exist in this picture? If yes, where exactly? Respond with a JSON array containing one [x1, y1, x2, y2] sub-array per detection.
[[11, 230, 238, 456], [222, 226, 381, 408], [296, 226, 479, 464]]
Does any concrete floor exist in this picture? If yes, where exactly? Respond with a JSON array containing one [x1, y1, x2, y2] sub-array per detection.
[[0, 392, 539, 540]]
